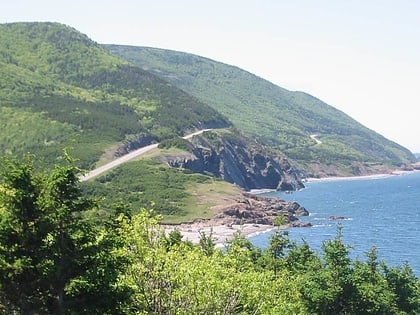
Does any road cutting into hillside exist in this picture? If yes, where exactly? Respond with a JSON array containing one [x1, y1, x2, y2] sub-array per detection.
[[310, 134, 322, 145], [80, 129, 211, 182]]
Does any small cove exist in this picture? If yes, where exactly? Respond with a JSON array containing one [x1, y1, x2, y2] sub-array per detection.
[[250, 171, 420, 275]]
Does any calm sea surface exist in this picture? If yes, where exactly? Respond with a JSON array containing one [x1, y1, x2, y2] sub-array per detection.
[[250, 171, 420, 275]]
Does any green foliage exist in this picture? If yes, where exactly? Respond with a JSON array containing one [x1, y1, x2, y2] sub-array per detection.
[[0, 22, 229, 170], [273, 212, 287, 226], [81, 159, 213, 220], [107, 45, 416, 173], [383, 263, 420, 313], [1, 158, 420, 314], [0, 155, 131, 314], [351, 247, 397, 314], [158, 137, 192, 151], [285, 240, 321, 274], [119, 214, 305, 314], [165, 228, 185, 248], [198, 229, 216, 256], [1, 95, 145, 169], [296, 226, 420, 315], [268, 229, 291, 260]]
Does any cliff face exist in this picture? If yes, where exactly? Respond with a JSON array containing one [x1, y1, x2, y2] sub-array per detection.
[[114, 133, 154, 157], [214, 193, 310, 227], [161, 131, 305, 191]]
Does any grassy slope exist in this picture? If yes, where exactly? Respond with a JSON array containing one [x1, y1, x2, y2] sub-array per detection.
[[81, 150, 242, 223], [106, 45, 415, 175], [0, 22, 229, 169]]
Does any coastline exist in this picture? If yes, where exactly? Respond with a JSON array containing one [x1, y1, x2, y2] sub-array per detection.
[[248, 188, 276, 194], [164, 169, 420, 246], [305, 169, 420, 183], [163, 222, 276, 247]]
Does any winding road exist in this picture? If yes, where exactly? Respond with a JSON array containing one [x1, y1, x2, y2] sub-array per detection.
[[310, 134, 322, 145], [79, 129, 211, 182]]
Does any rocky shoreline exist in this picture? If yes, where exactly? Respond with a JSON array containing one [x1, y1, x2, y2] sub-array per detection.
[[164, 168, 420, 245], [212, 193, 310, 226], [163, 193, 311, 245]]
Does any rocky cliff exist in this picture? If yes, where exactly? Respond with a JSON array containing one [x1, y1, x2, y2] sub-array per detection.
[[114, 133, 154, 157], [160, 130, 306, 191], [214, 193, 310, 227]]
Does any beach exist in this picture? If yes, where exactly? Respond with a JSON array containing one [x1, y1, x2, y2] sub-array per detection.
[[305, 169, 420, 183], [164, 169, 420, 246], [163, 222, 276, 246]]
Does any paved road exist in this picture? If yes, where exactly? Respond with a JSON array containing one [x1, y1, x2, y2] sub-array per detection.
[[310, 134, 322, 145], [79, 129, 211, 182]]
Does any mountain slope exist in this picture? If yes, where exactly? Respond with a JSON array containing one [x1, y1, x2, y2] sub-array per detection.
[[106, 45, 415, 176], [0, 22, 229, 168]]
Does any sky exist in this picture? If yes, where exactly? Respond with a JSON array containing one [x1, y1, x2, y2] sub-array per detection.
[[2, 0, 420, 152]]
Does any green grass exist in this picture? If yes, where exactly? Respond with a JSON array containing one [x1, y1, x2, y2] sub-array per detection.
[[81, 158, 240, 223], [167, 180, 241, 224]]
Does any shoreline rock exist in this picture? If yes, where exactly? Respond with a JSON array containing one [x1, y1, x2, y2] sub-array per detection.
[[163, 193, 311, 244], [213, 193, 309, 226], [328, 215, 349, 221]]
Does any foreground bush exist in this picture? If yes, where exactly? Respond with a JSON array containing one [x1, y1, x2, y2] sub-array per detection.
[[1, 156, 419, 314]]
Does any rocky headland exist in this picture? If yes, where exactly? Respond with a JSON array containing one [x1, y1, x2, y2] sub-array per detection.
[[114, 129, 311, 244], [212, 193, 310, 227], [164, 192, 311, 245], [160, 130, 306, 192]]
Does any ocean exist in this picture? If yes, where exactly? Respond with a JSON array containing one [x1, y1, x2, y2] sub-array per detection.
[[250, 171, 420, 275]]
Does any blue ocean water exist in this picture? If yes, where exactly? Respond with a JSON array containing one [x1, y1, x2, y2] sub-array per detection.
[[250, 171, 420, 275]]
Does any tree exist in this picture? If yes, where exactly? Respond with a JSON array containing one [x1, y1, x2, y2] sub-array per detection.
[[383, 262, 420, 314], [351, 247, 396, 314], [165, 228, 184, 248], [198, 229, 216, 256], [300, 225, 356, 314], [285, 240, 321, 274], [224, 230, 262, 272], [265, 229, 290, 275], [0, 155, 47, 314], [0, 155, 130, 314]]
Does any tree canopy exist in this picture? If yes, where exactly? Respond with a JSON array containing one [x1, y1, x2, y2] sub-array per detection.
[[0, 157, 419, 314]]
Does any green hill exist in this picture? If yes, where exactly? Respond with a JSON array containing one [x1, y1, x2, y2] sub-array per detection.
[[0, 22, 229, 169], [106, 45, 415, 176]]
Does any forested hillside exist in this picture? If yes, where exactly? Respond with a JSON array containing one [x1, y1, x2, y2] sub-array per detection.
[[1, 22, 420, 314], [1, 21, 414, 177], [106, 45, 416, 176], [0, 22, 229, 168], [0, 22, 307, 223]]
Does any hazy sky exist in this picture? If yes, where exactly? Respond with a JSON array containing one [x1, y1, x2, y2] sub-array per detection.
[[2, 0, 420, 152]]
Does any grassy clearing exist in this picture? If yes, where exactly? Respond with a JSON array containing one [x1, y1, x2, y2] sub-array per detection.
[[162, 179, 241, 224], [81, 156, 242, 224]]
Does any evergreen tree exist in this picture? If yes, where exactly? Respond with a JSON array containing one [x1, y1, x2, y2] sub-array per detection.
[[0, 156, 130, 314]]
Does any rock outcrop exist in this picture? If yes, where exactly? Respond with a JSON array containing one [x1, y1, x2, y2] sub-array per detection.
[[328, 216, 349, 221], [191, 193, 311, 227], [161, 130, 306, 191], [115, 133, 154, 157]]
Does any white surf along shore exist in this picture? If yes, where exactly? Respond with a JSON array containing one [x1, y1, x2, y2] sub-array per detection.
[[83, 129, 419, 246], [305, 168, 420, 183], [165, 169, 420, 246]]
